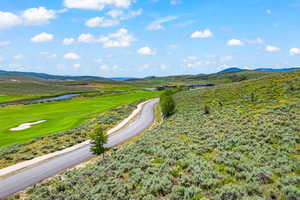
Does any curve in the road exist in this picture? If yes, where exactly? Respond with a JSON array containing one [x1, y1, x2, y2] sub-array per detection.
[[0, 98, 159, 199]]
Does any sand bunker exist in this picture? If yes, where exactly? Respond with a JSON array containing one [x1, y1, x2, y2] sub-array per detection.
[[10, 120, 46, 131]]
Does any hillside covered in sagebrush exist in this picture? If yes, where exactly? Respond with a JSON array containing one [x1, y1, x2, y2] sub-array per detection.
[[16, 70, 300, 200]]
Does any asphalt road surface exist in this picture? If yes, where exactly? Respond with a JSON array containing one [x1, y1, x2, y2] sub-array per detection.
[[0, 98, 159, 199]]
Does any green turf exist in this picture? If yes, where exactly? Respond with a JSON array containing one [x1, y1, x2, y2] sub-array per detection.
[[0, 91, 159, 147], [0, 96, 24, 103]]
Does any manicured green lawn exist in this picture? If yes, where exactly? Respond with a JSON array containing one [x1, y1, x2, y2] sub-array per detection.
[[0, 96, 27, 103], [0, 91, 159, 147]]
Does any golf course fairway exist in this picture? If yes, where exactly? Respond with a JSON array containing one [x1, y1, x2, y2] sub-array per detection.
[[0, 91, 159, 147]]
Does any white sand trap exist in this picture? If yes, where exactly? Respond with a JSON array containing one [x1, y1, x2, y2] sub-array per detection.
[[10, 120, 46, 131]]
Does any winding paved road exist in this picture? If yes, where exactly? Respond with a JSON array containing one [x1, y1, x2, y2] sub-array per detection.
[[0, 98, 159, 198]]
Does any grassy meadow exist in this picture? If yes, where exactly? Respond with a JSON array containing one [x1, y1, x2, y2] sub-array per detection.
[[17, 70, 299, 200], [0, 91, 159, 147]]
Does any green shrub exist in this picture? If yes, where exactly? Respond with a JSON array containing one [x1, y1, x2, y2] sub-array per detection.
[[160, 95, 176, 117], [90, 127, 108, 155]]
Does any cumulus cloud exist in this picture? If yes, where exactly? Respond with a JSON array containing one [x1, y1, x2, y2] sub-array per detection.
[[98, 28, 135, 48], [64, 52, 80, 60], [107, 9, 123, 18], [30, 32, 54, 43], [190, 29, 213, 38], [0, 7, 58, 29], [182, 56, 207, 69], [266, 45, 280, 52], [78, 33, 96, 43], [64, 0, 132, 10], [22, 7, 56, 25], [147, 16, 178, 30], [227, 39, 244, 46], [289, 48, 300, 55], [86, 9, 142, 28], [77, 29, 134, 47], [63, 38, 75, 45], [137, 46, 156, 55], [0, 11, 22, 29], [85, 17, 120, 27], [0, 41, 11, 46]]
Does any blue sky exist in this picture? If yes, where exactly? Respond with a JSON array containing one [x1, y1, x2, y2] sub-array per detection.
[[0, 0, 300, 77]]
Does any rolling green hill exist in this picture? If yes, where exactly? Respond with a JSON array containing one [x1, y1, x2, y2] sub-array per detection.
[[0, 70, 109, 81], [127, 70, 276, 87], [18, 70, 300, 199]]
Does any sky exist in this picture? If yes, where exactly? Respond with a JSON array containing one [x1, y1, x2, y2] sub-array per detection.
[[0, 0, 300, 78]]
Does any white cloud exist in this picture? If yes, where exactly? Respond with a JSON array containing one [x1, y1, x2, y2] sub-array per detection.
[[0, 41, 11, 46], [137, 46, 156, 55], [0, 11, 22, 29], [85, 17, 120, 27], [227, 39, 244, 46], [147, 16, 178, 30], [22, 7, 56, 25], [266, 9, 272, 14], [289, 48, 300, 55], [63, 38, 75, 45], [98, 28, 135, 48], [77, 29, 134, 47], [246, 37, 264, 44], [64, 52, 80, 60], [73, 63, 81, 68], [30, 32, 54, 43], [64, 0, 132, 10], [266, 45, 280, 52], [13, 54, 24, 60], [170, 0, 181, 5], [190, 29, 213, 38], [121, 9, 142, 20], [78, 33, 96, 43], [107, 9, 123, 18], [86, 9, 142, 28], [100, 64, 109, 70]]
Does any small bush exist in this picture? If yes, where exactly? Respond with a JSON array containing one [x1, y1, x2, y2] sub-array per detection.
[[160, 95, 176, 118]]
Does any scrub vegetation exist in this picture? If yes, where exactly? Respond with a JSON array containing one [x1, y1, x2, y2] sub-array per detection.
[[13, 70, 299, 200]]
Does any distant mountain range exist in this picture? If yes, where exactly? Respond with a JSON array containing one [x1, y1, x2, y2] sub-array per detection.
[[218, 67, 300, 74], [1, 67, 299, 82], [0, 70, 110, 81]]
